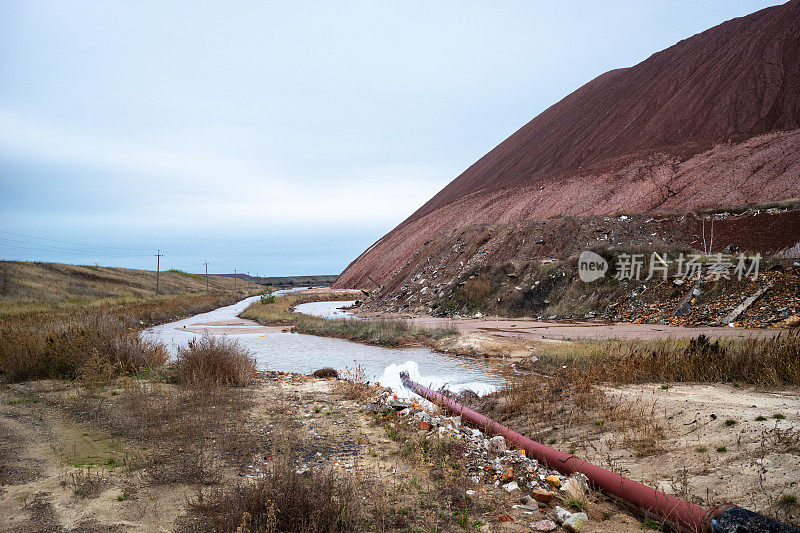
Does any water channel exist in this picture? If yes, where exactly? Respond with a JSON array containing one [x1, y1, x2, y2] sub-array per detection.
[[140, 291, 505, 396]]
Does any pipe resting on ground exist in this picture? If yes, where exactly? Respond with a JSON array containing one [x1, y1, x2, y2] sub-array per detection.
[[399, 372, 799, 533]]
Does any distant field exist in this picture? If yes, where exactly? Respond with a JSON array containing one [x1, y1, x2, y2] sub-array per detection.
[[0, 260, 249, 317], [214, 273, 338, 288]]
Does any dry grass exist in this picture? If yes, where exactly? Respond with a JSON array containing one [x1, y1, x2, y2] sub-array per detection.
[[533, 333, 800, 386], [239, 291, 352, 325], [332, 364, 373, 401], [189, 448, 365, 532], [0, 260, 251, 318], [369, 409, 473, 529], [69, 381, 257, 484], [0, 292, 251, 383], [295, 316, 458, 347], [172, 334, 256, 387], [0, 313, 167, 382], [475, 372, 665, 457]]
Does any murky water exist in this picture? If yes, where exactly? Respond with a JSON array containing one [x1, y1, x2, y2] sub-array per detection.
[[294, 300, 356, 319], [140, 294, 505, 396]]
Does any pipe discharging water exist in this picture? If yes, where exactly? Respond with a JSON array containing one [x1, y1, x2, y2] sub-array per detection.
[[400, 372, 799, 533]]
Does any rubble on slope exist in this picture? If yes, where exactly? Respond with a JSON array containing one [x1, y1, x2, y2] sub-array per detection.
[[368, 389, 598, 531]]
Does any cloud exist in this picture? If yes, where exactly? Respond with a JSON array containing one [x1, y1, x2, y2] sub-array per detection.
[[0, 106, 449, 231]]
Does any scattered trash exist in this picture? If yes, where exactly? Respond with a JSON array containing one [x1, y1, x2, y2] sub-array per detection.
[[367, 390, 591, 528]]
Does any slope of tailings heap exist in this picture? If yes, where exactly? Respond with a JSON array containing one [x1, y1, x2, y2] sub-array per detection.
[[336, 1, 800, 289]]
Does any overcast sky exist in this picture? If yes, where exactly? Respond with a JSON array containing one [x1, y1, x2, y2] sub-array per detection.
[[0, 0, 781, 275]]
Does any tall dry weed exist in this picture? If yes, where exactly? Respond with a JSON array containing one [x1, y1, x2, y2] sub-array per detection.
[[0, 313, 166, 381], [171, 334, 256, 387], [538, 333, 800, 386]]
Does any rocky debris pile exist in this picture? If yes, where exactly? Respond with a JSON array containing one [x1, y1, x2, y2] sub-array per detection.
[[737, 268, 800, 328], [371, 392, 594, 531], [252, 369, 314, 384], [603, 268, 800, 328]]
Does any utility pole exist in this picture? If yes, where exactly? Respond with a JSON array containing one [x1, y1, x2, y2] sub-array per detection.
[[203, 260, 209, 293], [234, 269, 237, 292], [155, 250, 163, 295]]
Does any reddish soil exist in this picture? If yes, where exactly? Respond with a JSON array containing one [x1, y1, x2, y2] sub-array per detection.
[[336, 1, 800, 289]]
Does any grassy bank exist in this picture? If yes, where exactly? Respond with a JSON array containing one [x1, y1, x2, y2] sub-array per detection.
[[239, 291, 349, 325], [0, 260, 249, 318], [241, 292, 459, 348], [526, 333, 800, 386], [0, 290, 258, 382]]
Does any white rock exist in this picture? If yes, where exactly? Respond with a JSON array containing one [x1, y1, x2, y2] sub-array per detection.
[[553, 506, 572, 524], [487, 435, 506, 454], [501, 481, 520, 493], [532, 520, 557, 532], [512, 504, 539, 512], [563, 512, 589, 532]]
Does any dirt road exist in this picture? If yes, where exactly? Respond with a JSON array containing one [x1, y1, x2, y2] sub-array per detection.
[[356, 311, 784, 342]]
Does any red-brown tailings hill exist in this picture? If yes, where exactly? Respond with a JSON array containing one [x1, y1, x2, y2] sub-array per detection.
[[336, 1, 800, 289]]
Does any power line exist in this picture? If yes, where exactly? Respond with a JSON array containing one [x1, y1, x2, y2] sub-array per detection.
[[0, 241, 152, 257], [0, 230, 151, 251], [0, 237, 153, 256]]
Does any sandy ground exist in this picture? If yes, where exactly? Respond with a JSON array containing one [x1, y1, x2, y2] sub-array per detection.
[[355, 310, 783, 341], [592, 384, 800, 513], [349, 307, 789, 362], [183, 317, 281, 335], [1, 375, 797, 531]]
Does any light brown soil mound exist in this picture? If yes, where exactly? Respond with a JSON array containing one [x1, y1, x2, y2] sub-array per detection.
[[337, 1, 800, 289]]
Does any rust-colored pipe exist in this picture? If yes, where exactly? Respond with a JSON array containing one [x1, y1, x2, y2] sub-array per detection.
[[399, 372, 799, 533]]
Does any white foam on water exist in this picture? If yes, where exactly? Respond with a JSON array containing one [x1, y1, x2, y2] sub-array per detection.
[[379, 361, 496, 399]]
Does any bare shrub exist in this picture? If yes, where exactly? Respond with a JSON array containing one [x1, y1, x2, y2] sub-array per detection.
[[761, 427, 800, 454], [172, 335, 256, 387], [62, 468, 107, 498], [189, 449, 364, 531], [461, 278, 492, 305], [77, 349, 117, 387], [332, 364, 372, 401], [312, 367, 338, 378], [444, 278, 494, 313]]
